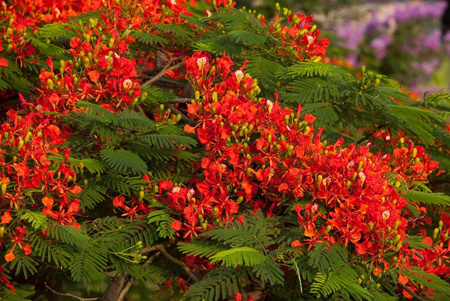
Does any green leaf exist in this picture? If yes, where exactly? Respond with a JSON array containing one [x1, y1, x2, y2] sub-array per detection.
[[130, 31, 169, 46], [402, 190, 450, 206], [20, 210, 48, 231], [228, 30, 266, 45], [402, 266, 450, 297], [209, 247, 267, 267], [147, 209, 176, 239], [47, 224, 91, 249], [183, 267, 241, 301], [178, 240, 228, 259], [70, 244, 107, 282], [36, 23, 76, 39], [100, 148, 148, 175]]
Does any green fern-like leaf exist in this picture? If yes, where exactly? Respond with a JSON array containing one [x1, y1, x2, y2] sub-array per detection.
[[27, 232, 72, 268], [117, 110, 156, 130], [36, 23, 76, 39], [310, 264, 359, 298], [68, 157, 107, 174], [308, 243, 349, 273], [47, 224, 91, 249], [209, 247, 267, 267], [387, 105, 442, 146], [302, 102, 342, 128], [20, 210, 49, 231], [79, 185, 106, 210], [153, 24, 195, 40], [100, 148, 148, 175], [138, 133, 197, 149], [284, 77, 341, 104], [30, 38, 67, 56], [340, 282, 374, 301], [178, 240, 228, 259], [141, 86, 177, 104], [228, 30, 266, 45], [402, 266, 450, 297], [147, 210, 176, 239], [8, 252, 38, 279], [70, 244, 108, 282], [402, 190, 450, 206], [75, 101, 119, 124], [282, 62, 348, 79], [101, 174, 134, 196], [130, 31, 169, 46], [253, 259, 285, 286], [183, 267, 242, 301]]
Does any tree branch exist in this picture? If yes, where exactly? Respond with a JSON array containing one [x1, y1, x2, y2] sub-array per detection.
[[171, 98, 193, 103], [158, 244, 200, 283], [45, 283, 101, 301], [117, 278, 135, 301], [397, 281, 427, 301], [166, 104, 192, 123], [142, 60, 184, 87]]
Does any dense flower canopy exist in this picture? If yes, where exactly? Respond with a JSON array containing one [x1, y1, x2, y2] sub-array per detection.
[[0, 0, 449, 300]]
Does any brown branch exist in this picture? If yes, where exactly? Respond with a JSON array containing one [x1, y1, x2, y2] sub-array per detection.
[[158, 244, 200, 283], [101, 275, 125, 301], [166, 104, 192, 123], [45, 283, 101, 301], [142, 61, 184, 87], [117, 278, 135, 301], [397, 281, 427, 301], [171, 98, 193, 103]]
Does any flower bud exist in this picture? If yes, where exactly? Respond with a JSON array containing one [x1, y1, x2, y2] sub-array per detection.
[[433, 228, 439, 239], [393, 234, 401, 244], [395, 242, 403, 252], [17, 139, 24, 151], [1, 184, 7, 196]]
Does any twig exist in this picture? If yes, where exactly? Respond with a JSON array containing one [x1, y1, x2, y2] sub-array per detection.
[[144, 250, 161, 266], [293, 259, 303, 293], [158, 244, 200, 282], [117, 278, 135, 301], [45, 283, 101, 301], [142, 61, 184, 87], [171, 98, 193, 103], [166, 104, 192, 123], [397, 281, 427, 301]]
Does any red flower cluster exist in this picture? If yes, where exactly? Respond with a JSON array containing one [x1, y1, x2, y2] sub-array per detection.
[[0, 0, 104, 69], [155, 51, 445, 295], [267, 11, 330, 61], [1, 109, 82, 264], [35, 38, 141, 113]]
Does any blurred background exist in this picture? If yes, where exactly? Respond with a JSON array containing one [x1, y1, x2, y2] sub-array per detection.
[[238, 0, 450, 97]]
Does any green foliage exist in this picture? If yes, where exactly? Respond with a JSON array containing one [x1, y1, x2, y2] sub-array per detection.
[[402, 190, 450, 206], [276, 61, 449, 148], [209, 246, 268, 267], [100, 148, 148, 175], [8, 253, 38, 280], [307, 243, 349, 273], [402, 266, 450, 298], [182, 267, 243, 301], [70, 244, 108, 282], [147, 209, 177, 239]]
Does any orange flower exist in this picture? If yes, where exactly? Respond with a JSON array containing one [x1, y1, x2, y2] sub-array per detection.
[[291, 240, 302, 247], [5, 249, 15, 262], [1, 211, 12, 224]]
